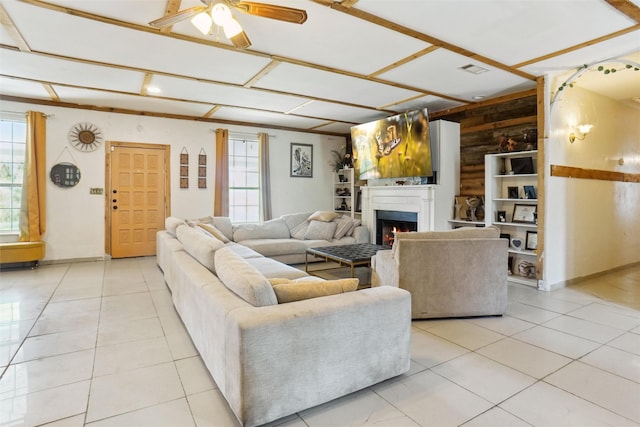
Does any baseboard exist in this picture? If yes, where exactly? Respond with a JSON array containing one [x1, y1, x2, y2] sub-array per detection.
[[547, 261, 640, 290]]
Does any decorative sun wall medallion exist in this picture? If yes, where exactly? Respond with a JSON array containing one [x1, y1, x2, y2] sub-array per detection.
[[68, 122, 103, 152]]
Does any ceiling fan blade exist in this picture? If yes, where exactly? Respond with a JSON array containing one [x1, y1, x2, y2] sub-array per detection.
[[233, 2, 307, 24], [149, 6, 208, 28]]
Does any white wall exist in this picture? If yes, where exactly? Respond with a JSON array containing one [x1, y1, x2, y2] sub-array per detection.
[[2, 101, 344, 261], [545, 86, 640, 287]]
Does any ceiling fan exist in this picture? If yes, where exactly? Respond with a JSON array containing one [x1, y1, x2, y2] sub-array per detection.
[[149, 0, 307, 49]]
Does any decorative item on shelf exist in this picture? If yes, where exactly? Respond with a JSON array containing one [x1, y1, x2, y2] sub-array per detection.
[[507, 256, 514, 275], [466, 196, 481, 221], [497, 210, 507, 222], [500, 157, 507, 175], [497, 134, 519, 152], [522, 128, 538, 150], [512, 204, 537, 224], [518, 260, 536, 278], [569, 124, 593, 143], [508, 186, 519, 199], [198, 148, 207, 189], [510, 237, 524, 251], [510, 157, 534, 174], [526, 231, 538, 251], [338, 173, 347, 183], [454, 196, 462, 220], [523, 185, 536, 199], [68, 122, 103, 152], [335, 187, 350, 196], [455, 196, 469, 220], [180, 147, 189, 189], [337, 200, 348, 211], [329, 146, 351, 172]]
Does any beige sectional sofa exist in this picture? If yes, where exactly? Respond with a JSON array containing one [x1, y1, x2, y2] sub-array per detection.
[[372, 226, 508, 319], [156, 217, 411, 427]]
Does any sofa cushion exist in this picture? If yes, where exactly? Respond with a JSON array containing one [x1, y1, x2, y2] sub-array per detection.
[[333, 215, 354, 240], [214, 248, 277, 307], [304, 220, 337, 241], [176, 225, 225, 273], [281, 212, 312, 232], [308, 210, 339, 222], [198, 223, 230, 243], [224, 242, 264, 259], [270, 278, 359, 303], [346, 219, 362, 237], [233, 218, 290, 242], [245, 257, 309, 280], [165, 216, 186, 237], [238, 238, 308, 257]]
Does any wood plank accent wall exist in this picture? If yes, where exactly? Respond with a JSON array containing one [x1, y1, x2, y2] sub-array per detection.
[[431, 91, 538, 197]]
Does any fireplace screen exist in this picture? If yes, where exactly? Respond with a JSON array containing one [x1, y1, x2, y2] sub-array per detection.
[[376, 210, 418, 246]]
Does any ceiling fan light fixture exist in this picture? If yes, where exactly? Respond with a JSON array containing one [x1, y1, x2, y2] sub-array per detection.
[[223, 17, 243, 37], [191, 12, 213, 35], [229, 29, 251, 49], [212, 3, 233, 26]]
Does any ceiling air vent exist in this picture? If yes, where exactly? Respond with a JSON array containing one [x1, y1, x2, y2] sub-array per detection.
[[460, 64, 489, 75]]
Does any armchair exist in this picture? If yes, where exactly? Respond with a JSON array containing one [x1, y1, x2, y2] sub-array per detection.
[[372, 226, 508, 319]]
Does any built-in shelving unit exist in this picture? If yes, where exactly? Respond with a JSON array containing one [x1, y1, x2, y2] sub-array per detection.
[[333, 168, 360, 218], [485, 150, 539, 288]]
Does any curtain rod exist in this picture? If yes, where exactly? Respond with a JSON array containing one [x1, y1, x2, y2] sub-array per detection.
[[211, 129, 276, 138], [0, 110, 55, 118]]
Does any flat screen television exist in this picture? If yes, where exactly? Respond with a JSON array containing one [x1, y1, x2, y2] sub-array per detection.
[[351, 108, 432, 180]]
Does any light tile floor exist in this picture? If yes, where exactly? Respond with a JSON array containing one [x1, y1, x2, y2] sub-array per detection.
[[0, 258, 639, 427]]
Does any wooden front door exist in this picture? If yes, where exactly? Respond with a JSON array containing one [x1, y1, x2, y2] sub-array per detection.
[[108, 143, 169, 258]]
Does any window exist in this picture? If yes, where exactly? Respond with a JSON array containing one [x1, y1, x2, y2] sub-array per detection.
[[228, 137, 260, 223], [0, 118, 26, 233]]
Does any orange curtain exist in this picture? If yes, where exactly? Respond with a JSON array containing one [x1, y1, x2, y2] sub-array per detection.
[[214, 128, 229, 216], [259, 132, 272, 221], [19, 111, 47, 242]]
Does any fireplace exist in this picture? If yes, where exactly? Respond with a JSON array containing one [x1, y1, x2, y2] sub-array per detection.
[[376, 210, 418, 246]]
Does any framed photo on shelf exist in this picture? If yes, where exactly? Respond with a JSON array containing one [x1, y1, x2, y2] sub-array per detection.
[[526, 231, 538, 250], [497, 210, 507, 222], [523, 185, 537, 199], [507, 186, 519, 199], [512, 204, 537, 223], [290, 143, 313, 178]]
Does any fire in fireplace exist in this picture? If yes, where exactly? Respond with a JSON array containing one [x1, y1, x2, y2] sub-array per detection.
[[376, 210, 418, 246]]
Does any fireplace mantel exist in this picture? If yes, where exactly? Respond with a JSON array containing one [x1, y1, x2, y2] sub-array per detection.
[[361, 185, 436, 242]]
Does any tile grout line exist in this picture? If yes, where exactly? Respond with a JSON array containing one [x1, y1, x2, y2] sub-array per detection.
[[0, 263, 72, 380]]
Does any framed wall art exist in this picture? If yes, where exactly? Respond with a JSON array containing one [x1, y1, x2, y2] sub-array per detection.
[[290, 143, 313, 178]]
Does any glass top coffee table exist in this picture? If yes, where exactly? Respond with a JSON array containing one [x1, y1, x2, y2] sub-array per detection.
[[305, 243, 390, 278]]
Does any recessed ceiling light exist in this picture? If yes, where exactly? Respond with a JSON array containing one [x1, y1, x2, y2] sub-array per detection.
[[146, 86, 161, 94], [460, 64, 489, 75], [472, 95, 485, 100]]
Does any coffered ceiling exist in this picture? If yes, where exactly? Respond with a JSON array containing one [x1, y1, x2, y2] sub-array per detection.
[[1, 0, 639, 135]]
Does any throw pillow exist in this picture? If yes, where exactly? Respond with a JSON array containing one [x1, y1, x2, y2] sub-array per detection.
[[304, 220, 337, 241], [271, 278, 359, 303], [308, 210, 339, 222], [164, 217, 186, 236], [332, 215, 354, 240], [289, 220, 310, 240], [346, 218, 362, 236], [198, 223, 230, 243], [214, 248, 278, 307], [176, 225, 225, 273]]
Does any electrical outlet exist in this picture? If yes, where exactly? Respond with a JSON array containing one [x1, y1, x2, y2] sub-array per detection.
[[90, 188, 104, 195]]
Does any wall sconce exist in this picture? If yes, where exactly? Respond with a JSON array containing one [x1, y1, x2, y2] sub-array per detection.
[[569, 124, 593, 143]]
